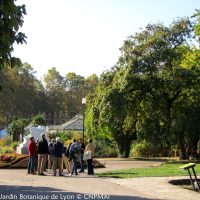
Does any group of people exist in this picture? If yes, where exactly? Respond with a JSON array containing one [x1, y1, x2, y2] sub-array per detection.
[[27, 133, 95, 176]]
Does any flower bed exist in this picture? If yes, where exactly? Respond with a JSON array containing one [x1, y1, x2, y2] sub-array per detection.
[[0, 154, 29, 168], [0, 153, 105, 168]]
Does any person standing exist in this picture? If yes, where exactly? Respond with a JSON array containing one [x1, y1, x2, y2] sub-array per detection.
[[79, 138, 85, 173], [69, 139, 80, 176], [85, 138, 95, 175], [48, 139, 55, 171], [27, 137, 37, 174], [35, 138, 40, 171], [37, 133, 49, 176], [66, 143, 73, 175], [61, 145, 68, 173], [53, 137, 64, 176]]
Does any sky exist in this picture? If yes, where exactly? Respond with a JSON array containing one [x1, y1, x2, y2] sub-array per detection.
[[13, 0, 200, 79]]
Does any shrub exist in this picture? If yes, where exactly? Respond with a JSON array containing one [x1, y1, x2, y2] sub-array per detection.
[[130, 140, 153, 157], [2, 135, 12, 146], [94, 140, 119, 158], [0, 146, 13, 154], [0, 139, 3, 146], [11, 141, 20, 151], [49, 130, 86, 146], [32, 115, 46, 126]]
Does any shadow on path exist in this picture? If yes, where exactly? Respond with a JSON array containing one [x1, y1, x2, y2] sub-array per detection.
[[0, 185, 152, 200]]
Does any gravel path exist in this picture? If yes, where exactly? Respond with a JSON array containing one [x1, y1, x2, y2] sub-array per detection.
[[108, 176, 200, 200]]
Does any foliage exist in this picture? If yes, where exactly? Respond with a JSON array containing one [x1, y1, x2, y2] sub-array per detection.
[[0, 146, 13, 154], [31, 115, 46, 126], [6, 118, 28, 141], [85, 13, 200, 159], [0, 139, 3, 146], [10, 141, 19, 149], [86, 71, 138, 158], [1, 134, 12, 146], [0, 135, 19, 154], [0, 0, 26, 75], [48, 130, 84, 145], [0, 64, 99, 127], [0, 10, 200, 160], [0, 63, 43, 126], [193, 9, 200, 42], [130, 140, 155, 157], [42, 69, 99, 124], [94, 139, 119, 158]]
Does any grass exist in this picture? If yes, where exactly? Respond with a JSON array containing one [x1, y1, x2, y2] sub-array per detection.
[[97, 162, 200, 178]]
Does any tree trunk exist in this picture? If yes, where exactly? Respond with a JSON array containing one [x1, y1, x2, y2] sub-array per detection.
[[12, 130, 20, 141], [163, 100, 172, 142], [118, 137, 132, 158], [177, 133, 186, 160], [187, 138, 199, 159], [21, 125, 24, 142]]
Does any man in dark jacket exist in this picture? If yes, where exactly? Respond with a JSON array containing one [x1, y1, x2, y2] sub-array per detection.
[[37, 133, 49, 175], [79, 138, 85, 172], [53, 137, 64, 176]]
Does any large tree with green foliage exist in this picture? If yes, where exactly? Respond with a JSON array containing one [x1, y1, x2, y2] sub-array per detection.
[[0, 63, 44, 125], [87, 16, 200, 159], [117, 17, 199, 159], [0, 0, 26, 89]]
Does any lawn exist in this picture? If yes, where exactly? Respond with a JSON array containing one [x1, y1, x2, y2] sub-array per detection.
[[97, 162, 200, 178]]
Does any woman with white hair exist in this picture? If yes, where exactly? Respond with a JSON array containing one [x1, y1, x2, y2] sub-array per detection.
[[53, 137, 64, 176]]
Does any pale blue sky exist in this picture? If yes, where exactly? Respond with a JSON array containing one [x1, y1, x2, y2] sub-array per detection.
[[14, 0, 200, 79]]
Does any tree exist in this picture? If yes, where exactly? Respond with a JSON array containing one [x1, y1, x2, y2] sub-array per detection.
[[85, 74, 99, 95], [6, 118, 28, 141], [117, 18, 196, 159], [44, 67, 66, 124], [0, 63, 46, 126], [0, 0, 27, 89], [86, 70, 137, 157], [87, 17, 199, 159], [31, 115, 46, 126], [193, 9, 200, 43]]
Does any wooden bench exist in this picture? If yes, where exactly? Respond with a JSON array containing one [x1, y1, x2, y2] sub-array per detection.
[[180, 163, 200, 191]]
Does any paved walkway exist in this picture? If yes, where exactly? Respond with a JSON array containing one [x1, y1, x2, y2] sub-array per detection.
[[0, 159, 199, 200]]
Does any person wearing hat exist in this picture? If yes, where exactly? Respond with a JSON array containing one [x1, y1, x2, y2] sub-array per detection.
[[37, 133, 49, 175], [53, 137, 64, 176]]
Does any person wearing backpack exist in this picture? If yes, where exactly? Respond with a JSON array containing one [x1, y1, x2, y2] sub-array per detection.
[[69, 138, 80, 176]]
